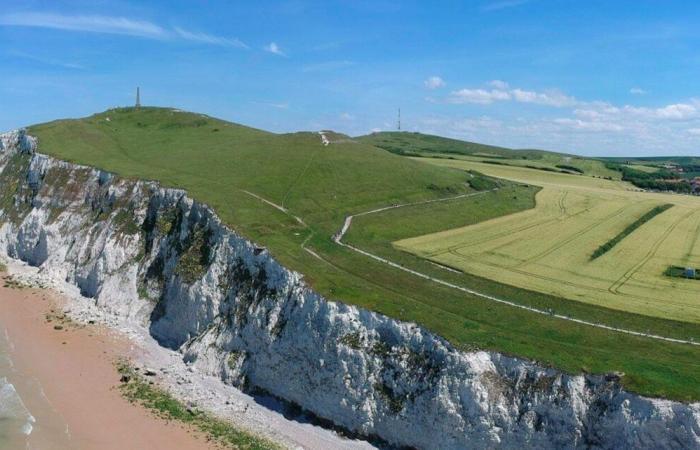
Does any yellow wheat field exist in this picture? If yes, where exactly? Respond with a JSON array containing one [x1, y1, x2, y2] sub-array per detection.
[[397, 159, 700, 323]]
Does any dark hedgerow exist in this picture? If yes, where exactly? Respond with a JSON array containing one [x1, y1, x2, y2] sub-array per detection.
[[591, 204, 673, 260], [555, 164, 584, 174]]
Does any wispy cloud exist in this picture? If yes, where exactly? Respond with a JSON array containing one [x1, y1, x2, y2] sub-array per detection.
[[7, 50, 85, 70], [264, 42, 286, 57], [424, 76, 445, 89], [173, 27, 248, 48], [0, 12, 167, 39], [0, 12, 247, 49], [253, 101, 289, 109], [630, 87, 647, 95], [482, 0, 531, 12], [301, 60, 354, 72]]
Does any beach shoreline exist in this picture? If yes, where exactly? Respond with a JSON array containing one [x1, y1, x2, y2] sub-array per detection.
[[0, 259, 376, 450], [0, 272, 219, 450]]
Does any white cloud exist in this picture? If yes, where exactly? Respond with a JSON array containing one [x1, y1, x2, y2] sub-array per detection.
[[0, 12, 166, 39], [510, 88, 576, 107], [448, 88, 512, 104], [340, 112, 355, 120], [173, 27, 247, 48], [264, 42, 286, 56], [414, 92, 700, 155], [654, 103, 697, 119], [447, 82, 575, 107], [577, 102, 699, 121], [630, 87, 647, 95], [424, 76, 446, 89], [553, 118, 623, 132], [489, 80, 509, 89]]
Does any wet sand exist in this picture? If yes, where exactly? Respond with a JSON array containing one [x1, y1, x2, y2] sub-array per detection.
[[0, 278, 219, 450]]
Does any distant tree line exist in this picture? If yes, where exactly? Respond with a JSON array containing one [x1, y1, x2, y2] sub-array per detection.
[[605, 163, 693, 193]]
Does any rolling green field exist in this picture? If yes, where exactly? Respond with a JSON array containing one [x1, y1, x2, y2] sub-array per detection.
[[25, 108, 700, 401], [399, 158, 700, 323]]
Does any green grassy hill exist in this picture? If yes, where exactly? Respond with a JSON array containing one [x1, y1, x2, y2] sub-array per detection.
[[31, 109, 473, 222], [358, 131, 620, 179], [26, 107, 700, 402]]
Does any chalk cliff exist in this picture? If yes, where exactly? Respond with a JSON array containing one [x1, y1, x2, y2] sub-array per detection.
[[0, 129, 698, 449]]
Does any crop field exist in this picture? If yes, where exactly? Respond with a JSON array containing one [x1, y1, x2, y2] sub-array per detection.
[[398, 158, 700, 323]]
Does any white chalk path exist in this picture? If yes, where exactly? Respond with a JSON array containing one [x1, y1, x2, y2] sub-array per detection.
[[240, 190, 324, 262], [318, 132, 330, 147]]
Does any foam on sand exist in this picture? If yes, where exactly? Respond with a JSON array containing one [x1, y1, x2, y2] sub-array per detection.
[[0, 377, 36, 438]]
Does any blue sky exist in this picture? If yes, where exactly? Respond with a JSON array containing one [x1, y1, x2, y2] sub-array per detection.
[[2, 0, 700, 156]]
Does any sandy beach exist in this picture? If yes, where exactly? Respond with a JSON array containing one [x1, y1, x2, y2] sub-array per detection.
[[0, 276, 219, 450]]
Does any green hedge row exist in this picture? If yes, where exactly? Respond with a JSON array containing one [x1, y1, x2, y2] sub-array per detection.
[[591, 204, 673, 260]]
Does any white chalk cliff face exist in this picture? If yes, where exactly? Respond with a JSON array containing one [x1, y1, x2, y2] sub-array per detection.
[[0, 129, 698, 449]]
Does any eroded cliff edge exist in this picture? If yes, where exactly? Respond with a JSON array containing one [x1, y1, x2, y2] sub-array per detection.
[[0, 129, 698, 450]]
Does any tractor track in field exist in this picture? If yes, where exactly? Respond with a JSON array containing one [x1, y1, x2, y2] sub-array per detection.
[[432, 190, 582, 259], [682, 210, 700, 266], [243, 187, 700, 347], [512, 203, 630, 269]]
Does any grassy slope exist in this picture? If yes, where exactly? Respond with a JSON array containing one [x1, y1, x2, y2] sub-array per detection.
[[27, 107, 700, 401], [357, 132, 620, 179]]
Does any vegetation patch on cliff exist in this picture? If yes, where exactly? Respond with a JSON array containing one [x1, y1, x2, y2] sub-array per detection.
[[116, 360, 278, 450], [176, 227, 213, 284], [0, 152, 33, 225]]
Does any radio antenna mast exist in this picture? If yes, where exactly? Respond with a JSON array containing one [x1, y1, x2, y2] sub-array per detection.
[[135, 87, 141, 108], [397, 108, 401, 131]]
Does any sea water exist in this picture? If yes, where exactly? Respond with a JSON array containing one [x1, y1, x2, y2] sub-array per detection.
[[0, 329, 35, 448], [0, 323, 75, 449]]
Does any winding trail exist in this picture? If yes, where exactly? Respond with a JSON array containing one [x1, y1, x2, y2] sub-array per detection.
[[243, 187, 700, 347]]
